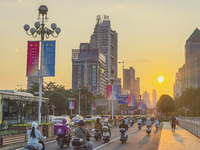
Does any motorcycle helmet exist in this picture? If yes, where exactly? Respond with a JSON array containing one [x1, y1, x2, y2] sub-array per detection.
[[32, 122, 38, 128], [62, 118, 67, 124], [78, 120, 85, 126], [147, 117, 150, 121]]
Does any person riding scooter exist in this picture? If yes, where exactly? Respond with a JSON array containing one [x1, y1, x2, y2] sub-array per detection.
[[74, 120, 93, 150], [119, 119, 128, 139], [103, 119, 111, 136], [154, 118, 159, 129], [26, 122, 46, 150], [137, 118, 142, 129], [54, 118, 71, 147]]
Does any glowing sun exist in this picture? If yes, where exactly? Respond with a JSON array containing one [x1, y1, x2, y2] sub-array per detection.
[[158, 76, 164, 83]]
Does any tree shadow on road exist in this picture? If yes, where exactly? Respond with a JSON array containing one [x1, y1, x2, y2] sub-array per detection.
[[138, 135, 150, 149], [173, 133, 185, 145], [154, 129, 158, 134]]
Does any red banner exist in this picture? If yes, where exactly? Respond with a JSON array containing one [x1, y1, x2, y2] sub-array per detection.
[[106, 85, 112, 100], [26, 41, 39, 76], [128, 96, 132, 106]]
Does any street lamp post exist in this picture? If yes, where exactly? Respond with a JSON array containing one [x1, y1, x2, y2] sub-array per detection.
[[183, 107, 189, 117], [24, 5, 61, 124], [139, 95, 142, 118]]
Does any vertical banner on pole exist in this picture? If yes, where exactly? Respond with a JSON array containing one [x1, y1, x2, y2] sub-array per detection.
[[72, 102, 75, 109], [137, 102, 140, 109], [106, 85, 112, 100], [112, 85, 119, 100], [43, 41, 56, 76], [106, 85, 119, 100], [128, 96, 131, 106], [26, 41, 39, 76], [69, 102, 72, 109]]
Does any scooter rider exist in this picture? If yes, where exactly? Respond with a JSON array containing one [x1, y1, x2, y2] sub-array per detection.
[[119, 119, 128, 138], [75, 120, 93, 150], [103, 119, 111, 136], [154, 118, 159, 128], [95, 118, 102, 131], [62, 118, 71, 141], [26, 122, 46, 150], [146, 118, 152, 126], [137, 118, 142, 127]]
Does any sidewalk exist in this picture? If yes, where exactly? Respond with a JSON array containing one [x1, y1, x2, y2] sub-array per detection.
[[158, 122, 200, 150]]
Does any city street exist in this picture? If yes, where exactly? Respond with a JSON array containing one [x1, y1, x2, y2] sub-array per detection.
[[14, 123, 162, 150]]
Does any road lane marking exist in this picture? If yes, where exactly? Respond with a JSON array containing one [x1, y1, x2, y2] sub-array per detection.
[[93, 128, 138, 150]]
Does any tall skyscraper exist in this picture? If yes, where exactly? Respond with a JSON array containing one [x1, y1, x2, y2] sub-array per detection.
[[90, 15, 118, 83], [123, 67, 140, 100], [185, 28, 200, 88], [152, 89, 157, 108], [174, 64, 186, 98], [142, 91, 151, 108], [72, 44, 107, 95]]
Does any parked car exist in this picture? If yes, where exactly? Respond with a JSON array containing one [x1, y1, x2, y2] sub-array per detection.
[[85, 115, 101, 121], [85, 115, 94, 121], [48, 115, 54, 122], [72, 116, 84, 124], [109, 115, 118, 120], [51, 116, 74, 126]]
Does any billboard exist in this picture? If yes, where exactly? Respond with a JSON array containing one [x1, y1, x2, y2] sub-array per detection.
[[118, 95, 128, 104], [43, 41, 56, 77], [26, 41, 39, 77]]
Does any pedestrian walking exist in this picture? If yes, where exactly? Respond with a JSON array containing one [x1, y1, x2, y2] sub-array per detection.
[[171, 115, 176, 133]]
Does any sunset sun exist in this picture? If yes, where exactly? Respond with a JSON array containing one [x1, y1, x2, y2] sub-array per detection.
[[158, 76, 164, 83]]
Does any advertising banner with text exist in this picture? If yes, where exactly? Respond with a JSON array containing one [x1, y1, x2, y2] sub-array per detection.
[[26, 41, 39, 77], [43, 41, 56, 77]]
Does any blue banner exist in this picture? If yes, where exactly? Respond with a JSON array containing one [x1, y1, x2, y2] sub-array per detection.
[[69, 102, 72, 109], [112, 85, 119, 100], [131, 96, 137, 107], [43, 41, 55, 76], [140, 102, 143, 110], [118, 95, 128, 104]]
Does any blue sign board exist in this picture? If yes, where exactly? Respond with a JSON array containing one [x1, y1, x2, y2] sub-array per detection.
[[118, 95, 128, 104]]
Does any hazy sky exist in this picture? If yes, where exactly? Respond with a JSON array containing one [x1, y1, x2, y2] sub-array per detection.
[[0, 0, 199, 99]]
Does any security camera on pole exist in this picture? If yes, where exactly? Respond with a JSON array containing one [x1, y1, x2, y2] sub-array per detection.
[[24, 5, 61, 124]]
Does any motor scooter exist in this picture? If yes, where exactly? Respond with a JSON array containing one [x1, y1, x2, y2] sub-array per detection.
[[24, 139, 45, 150], [146, 125, 151, 135], [72, 138, 86, 150], [102, 126, 110, 143], [155, 124, 159, 130], [91, 129, 102, 141], [54, 123, 71, 148], [138, 123, 142, 130], [119, 128, 127, 143]]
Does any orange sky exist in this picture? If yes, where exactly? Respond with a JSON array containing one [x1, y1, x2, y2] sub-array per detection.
[[1, 0, 199, 99]]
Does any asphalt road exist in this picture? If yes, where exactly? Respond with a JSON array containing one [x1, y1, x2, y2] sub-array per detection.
[[15, 123, 162, 150]]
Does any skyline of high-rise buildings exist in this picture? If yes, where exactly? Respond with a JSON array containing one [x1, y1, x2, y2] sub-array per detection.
[[123, 67, 140, 101], [89, 15, 118, 83], [174, 28, 200, 98]]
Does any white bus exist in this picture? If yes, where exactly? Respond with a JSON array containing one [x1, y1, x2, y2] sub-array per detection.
[[0, 90, 50, 130]]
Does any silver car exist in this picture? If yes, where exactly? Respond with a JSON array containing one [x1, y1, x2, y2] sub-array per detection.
[[51, 116, 74, 126]]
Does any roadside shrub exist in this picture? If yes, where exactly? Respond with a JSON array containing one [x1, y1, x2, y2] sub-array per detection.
[[0, 130, 25, 137]]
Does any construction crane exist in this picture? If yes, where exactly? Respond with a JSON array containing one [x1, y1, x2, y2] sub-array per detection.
[[119, 60, 146, 69]]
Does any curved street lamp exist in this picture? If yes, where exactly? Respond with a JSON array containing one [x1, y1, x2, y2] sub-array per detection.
[[23, 5, 61, 124]]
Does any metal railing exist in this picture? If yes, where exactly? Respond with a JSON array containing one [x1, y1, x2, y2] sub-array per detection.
[[178, 117, 200, 137]]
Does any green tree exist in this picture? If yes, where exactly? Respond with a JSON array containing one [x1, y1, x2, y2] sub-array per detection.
[[157, 94, 175, 118], [49, 92, 67, 115]]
